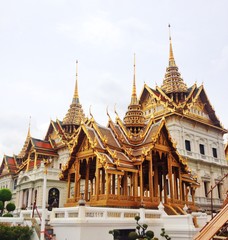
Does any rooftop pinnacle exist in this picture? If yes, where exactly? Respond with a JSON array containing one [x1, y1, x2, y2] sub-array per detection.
[[161, 25, 188, 94], [62, 61, 85, 127]]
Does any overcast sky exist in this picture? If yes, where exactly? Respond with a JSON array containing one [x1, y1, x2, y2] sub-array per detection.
[[0, 0, 228, 162]]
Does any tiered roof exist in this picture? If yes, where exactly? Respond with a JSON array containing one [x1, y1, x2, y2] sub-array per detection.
[[62, 61, 85, 128], [0, 155, 18, 176], [161, 29, 187, 94]]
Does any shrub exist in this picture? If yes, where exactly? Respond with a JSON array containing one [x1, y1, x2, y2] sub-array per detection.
[[0, 189, 12, 202], [0, 225, 33, 240], [0, 201, 3, 210], [0, 189, 16, 217], [3, 213, 13, 217], [6, 203, 16, 212]]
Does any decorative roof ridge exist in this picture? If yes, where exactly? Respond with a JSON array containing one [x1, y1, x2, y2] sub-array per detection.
[[192, 84, 224, 128], [108, 117, 131, 145], [139, 116, 157, 139], [17, 119, 32, 158], [81, 124, 103, 150], [116, 117, 131, 140], [156, 85, 178, 107], [90, 119, 110, 145], [184, 83, 198, 103]]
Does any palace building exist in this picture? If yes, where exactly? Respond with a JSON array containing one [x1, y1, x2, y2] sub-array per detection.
[[0, 31, 227, 214], [59, 57, 199, 214]]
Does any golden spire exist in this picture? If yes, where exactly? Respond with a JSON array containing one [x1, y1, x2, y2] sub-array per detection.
[[161, 25, 187, 95], [168, 24, 176, 67], [62, 61, 85, 128], [73, 60, 79, 104], [131, 53, 138, 105], [27, 116, 31, 137], [123, 54, 145, 133]]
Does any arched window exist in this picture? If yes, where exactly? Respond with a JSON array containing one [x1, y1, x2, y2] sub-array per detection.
[[48, 188, 60, 208]]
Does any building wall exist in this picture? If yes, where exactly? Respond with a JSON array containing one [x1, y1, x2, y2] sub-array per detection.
[[165, 115, 228, 211]]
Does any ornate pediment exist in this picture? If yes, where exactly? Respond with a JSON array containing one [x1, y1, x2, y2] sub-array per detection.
[[156, 132, 169, 147], [79, 138, 90, 152], [187, 98, 212, 122]]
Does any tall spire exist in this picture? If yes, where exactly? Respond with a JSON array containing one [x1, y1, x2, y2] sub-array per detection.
[[124, 54, 145, 133], [168, 24, 176, 67], [131, 53, 138, 105], [62, 61, 85, 129], [73, 60, 79, 104], [161, 25, 188, 95]]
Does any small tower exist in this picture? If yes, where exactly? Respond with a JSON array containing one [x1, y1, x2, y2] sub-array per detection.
[[123, 54, 145, 134], [62, 61, 85, 134], [161, 25, 188, 102]]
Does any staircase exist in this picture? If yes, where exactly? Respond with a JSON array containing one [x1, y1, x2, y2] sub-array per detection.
[[194, 203, 228, 240]]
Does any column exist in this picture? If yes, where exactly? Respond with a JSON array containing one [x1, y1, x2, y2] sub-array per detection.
[[18, 190, 23, 209], [149, 158, 154, 201], [85, 159, 89, 201], [67, 174, 71, 199], [27, 188, 33, 209], [168, 156, 174, 201], [179, 168, 183, 201], [140, 164, 143, 200]]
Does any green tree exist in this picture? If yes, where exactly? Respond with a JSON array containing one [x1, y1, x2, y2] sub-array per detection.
[[0, 189, 16, 217]]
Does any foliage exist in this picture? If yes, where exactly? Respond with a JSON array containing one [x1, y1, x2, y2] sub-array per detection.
[[128, 216, 155, 240], [0, 225, 33, 240], [6, 203, 16, 212], [160, 228, 171, 240], [0, 189, 12, 202], [3, 213, 13, 217], [0, 201, 3, 210], [109, 216, 171, 240], [0, 189, 16, 217]]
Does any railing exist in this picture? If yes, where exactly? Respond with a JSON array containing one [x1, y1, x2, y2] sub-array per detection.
[[181, 150, 228, 166], [51, 205, 164, 221]]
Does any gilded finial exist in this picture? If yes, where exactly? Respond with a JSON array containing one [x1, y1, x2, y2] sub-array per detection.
[[131, 53, 138, 105], [106, 106, 111, 119], [168, 24, 176, 67], [28, 116, 31, 137], [73, 60, 79, 101], [89, 105, 94, 118], [114, 104, 119, 117]]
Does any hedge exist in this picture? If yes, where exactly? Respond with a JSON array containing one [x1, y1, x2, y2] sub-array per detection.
[[0, 224, 33, 240]]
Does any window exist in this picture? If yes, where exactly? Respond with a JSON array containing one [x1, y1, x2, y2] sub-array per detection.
[[212, 148, 217, 158], [185, 140, 191, 151], [199, 144, 205, 155], [13, 179, 17, 190], [204, 181, 209, 197], [217, 184, 221, 199]]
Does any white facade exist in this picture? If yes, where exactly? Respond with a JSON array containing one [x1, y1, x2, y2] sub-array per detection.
[[165, 115, 228, 211]]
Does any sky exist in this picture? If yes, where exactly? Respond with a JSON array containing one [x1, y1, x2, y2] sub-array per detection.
[[0, 0, 228, 162]]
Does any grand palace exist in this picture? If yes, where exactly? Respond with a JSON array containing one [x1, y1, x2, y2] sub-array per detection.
[[0, 30, 227, 221]]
